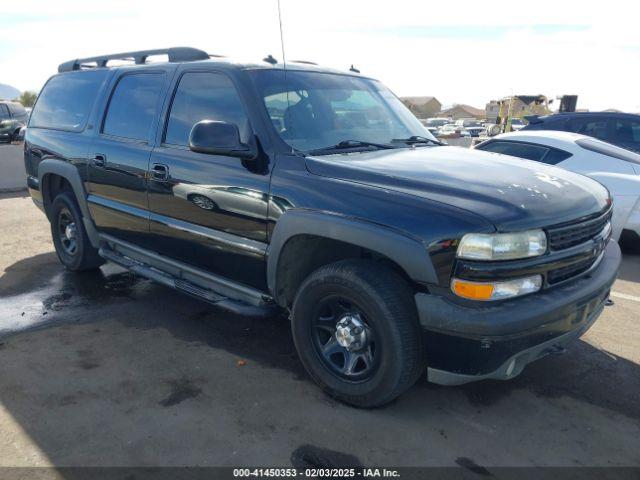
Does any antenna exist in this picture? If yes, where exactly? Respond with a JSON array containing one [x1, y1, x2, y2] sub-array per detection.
[[277, 0, 295, 154], [277, 0, 287, 69]]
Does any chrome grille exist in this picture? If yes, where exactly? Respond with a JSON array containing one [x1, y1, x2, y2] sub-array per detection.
[[546, 209, 612, 251]]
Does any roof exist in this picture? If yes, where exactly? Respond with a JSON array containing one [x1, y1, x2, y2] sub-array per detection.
[[400, 96, 440, 106], [489, 130, 640, 164], [56, 46, 368, 78], [533, 111, 640, 121], [439, 104, 485, 117]]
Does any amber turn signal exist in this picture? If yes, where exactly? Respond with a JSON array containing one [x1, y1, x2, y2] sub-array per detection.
[[451, 279, 495, 300], [451, 275, 542, 301]]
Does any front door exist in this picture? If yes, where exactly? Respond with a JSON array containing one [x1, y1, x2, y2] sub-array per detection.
[[147, 70, 271, 290], [87, 69, 170, 246]]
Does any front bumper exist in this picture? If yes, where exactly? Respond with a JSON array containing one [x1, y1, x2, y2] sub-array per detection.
[[416, 241, 621, 385]]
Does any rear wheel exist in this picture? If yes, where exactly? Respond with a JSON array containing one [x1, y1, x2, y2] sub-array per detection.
[[291, 260, 424, 407], [50, 192, 104, 271]]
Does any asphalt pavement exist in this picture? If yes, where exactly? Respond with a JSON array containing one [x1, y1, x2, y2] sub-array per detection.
[[0, 192, 638, 470]]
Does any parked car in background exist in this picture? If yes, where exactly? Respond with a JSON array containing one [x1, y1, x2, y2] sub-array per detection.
[[455, 118, 484, 128], [523, 112, 640, 154], [439, 124, 471, 137], [424, 117, 451, 128], [510, 118, 527, 131], [465, 126, 486, 137], [425, 126, 439, 137], [0, 101, 29, 142], [475, 130, 640, 245]]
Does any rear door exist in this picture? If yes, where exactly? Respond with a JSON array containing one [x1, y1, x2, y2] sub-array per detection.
[[147, 68, 271, 290], [86, 67, 173, 246]]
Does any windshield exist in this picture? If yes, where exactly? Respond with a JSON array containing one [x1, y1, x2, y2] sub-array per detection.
[[248, 69, 436, 153]]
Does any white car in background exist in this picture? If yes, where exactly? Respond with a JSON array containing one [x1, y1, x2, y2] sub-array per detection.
[[439, 124, 471, 137], [475, 130, 640, 244]]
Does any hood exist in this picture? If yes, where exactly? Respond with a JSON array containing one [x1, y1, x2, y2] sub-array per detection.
[[305, 146, 610, 231]]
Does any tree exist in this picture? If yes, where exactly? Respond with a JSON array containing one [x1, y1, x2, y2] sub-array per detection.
[[14, 91, 37, 108]]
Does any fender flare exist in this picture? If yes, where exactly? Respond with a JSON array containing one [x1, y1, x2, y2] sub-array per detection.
[[266, 209, 438, 298], [38, 158, 101, 248]]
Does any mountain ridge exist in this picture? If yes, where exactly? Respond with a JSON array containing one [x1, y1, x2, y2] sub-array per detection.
[[0, 83, 21, 101]]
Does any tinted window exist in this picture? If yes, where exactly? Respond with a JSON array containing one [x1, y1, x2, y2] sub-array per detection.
[[568, 118, 609, 140], [250, 70, 433, 152], [165, 72, 250, 146], [0, 105, 9, 120], [542, 148, 573, 165], [478, 140, 549, 161], [613, 119, 640, 143], [29, 70, 108, 131], [103, 73, 165, 141], [8, 103, 26, 116]]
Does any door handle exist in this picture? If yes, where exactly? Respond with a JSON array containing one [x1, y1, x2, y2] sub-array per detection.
[[151, 163, 170, 181], [92, 154, 106, 168]]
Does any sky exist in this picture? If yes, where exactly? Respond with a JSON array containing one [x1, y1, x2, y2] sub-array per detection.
[[1, 0, 639, 112]]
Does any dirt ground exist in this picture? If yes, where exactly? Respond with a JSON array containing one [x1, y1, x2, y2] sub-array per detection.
[[0, 191, 639, 471]]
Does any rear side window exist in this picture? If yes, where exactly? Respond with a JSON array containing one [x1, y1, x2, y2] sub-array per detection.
[[29, 70, 108, 132], [103, 73, 165, 141], [164, 72, 250, 146], [0, 105, 9, 120], [541, 148, 573, 165], [478, 140, 549, 161], [478, 140, 572, 165]]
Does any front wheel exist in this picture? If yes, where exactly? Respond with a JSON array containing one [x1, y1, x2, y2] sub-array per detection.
[[50, 192, 104, 271], [291, 260, 424, 407]]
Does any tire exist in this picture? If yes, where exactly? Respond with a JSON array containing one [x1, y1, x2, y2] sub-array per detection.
[[50, 191, 104, 271], [291, 260, 424, 407]]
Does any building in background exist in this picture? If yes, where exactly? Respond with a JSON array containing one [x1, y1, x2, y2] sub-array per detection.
[[400, 96, 442, 118], [486, 96, 551, 122], [437, 104, 485, 120]]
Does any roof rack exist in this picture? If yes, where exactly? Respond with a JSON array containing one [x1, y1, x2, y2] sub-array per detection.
[[58, 47, 210, 73]]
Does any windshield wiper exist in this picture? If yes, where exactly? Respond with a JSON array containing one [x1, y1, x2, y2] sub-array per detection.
[[391, 135, 444, 146], [307, 140, 396, 156]]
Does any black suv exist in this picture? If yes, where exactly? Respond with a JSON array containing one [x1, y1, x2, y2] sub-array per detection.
[[25, 47, 620, 407], [523, 111, 640, 153], [0, 100, 29, 142]]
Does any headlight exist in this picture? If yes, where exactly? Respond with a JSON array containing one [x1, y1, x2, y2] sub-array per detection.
[[451, 275, 542, 301], [457, 229, 547, 261]]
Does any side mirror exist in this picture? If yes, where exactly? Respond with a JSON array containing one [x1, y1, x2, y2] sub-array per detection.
[[189, 120, 256, 159]]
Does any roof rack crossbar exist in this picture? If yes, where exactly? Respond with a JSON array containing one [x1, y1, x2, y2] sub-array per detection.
[[58, 47, 210, 72]]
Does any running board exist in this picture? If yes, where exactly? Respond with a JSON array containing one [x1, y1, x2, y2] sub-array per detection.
[[98, 245, 277, 318]]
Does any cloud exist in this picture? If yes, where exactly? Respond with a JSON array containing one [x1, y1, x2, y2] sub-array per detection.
[[1, 0, 638, 112]]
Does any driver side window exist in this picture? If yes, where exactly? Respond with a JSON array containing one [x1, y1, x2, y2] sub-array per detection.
[[165, 72, 250, 146]]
